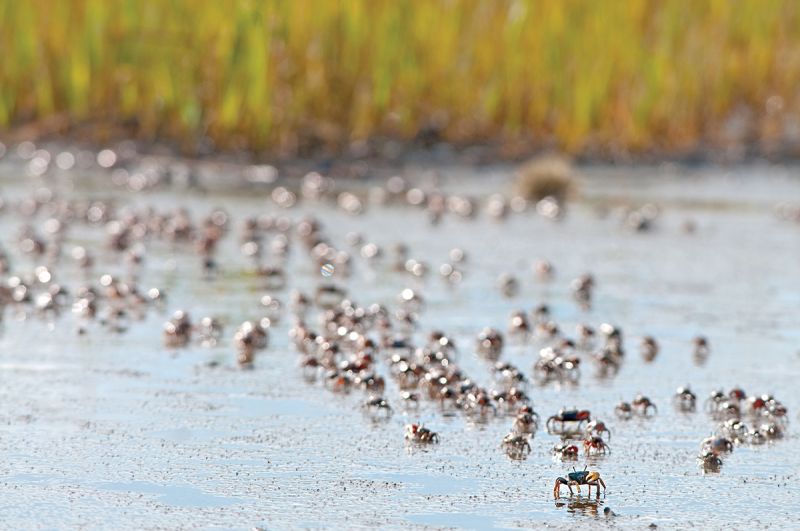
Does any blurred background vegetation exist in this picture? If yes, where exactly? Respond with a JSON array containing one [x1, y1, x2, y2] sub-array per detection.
[[2, 0, 800, 158]]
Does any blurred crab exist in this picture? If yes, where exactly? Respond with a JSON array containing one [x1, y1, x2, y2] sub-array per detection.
[[583, 436, 611, 455], [640, 336, 659, 362], [584, 420, 611, 440], [673, 386, 697, 412], [501, 433, 532, 458], [747, 428, 767, 445], [760, 422, 784, 440], [547, 409, 591, 435], [632, 394, 657, 416], [513, 405, 540, 434], [719, 419, 748, 442], [399, 391, 420, 409], [493, 362, 528, 390], [705, 390, 726, 413], [614, 401, 632, 420], [492, 387, 530, 411], [701, 436, 734, 455], [363, 395, 392, 416], [534, 347, 580, 385], [553, 467, 606, 498], [476, 327, 504, 360], [697, 450, 723, 470], [404, 423, 439, 444], [552, 442, 580, 460], [693, 336, 710, 365]]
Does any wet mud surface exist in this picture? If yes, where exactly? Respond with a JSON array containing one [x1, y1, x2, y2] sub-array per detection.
[[0, 161, 798, 529]]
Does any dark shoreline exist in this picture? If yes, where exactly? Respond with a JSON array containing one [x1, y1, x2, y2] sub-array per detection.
[[2, 128, 800, 185]]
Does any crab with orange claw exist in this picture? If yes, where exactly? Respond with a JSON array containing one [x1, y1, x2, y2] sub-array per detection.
[[584, 420, 611, 440], [547, 409, 591, 435], [552, 442, 580, 460], [325, 370, 354, 393], [501, 433, 532, 457], [583, 436, 610, 455], [553, 467, 607, 498], [404, 423, 439, 444]]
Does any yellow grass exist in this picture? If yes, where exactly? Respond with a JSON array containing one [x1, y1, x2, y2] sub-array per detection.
[[1, 0, 799, 155]]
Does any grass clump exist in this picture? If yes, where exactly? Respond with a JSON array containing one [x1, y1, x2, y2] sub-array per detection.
[[515, 155, 576, 203]]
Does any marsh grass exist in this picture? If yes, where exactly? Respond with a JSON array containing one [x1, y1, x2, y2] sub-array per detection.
[[2, 1, 800, 155]]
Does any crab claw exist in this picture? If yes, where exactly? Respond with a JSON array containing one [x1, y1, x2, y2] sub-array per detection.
[[553, 477, 570, 498]]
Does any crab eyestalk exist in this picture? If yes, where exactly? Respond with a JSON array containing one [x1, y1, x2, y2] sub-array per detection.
[[553, 477, 572, 498]]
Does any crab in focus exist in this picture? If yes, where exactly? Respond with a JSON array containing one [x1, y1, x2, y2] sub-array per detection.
[[553, 467, 606, 498]]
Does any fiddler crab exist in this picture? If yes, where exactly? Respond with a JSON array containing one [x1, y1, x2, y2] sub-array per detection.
[[583, 436, 611, 456], [697, 450, 723, 470], [698, 435, 733, 470], [673, 386, 697, 412], [362, 395, 392, 416], [640, 336, 659, 362], [616, 395, 657, 419], [404, 423, 439, 444], [584, 420, 612, 441], [512, 405, 540, 435], [547, 409, 591, 435], [501, 433, 532, 459], [701, 435, 734, 455], [553, 467, 607, 498], [552, 442, 580, 460]]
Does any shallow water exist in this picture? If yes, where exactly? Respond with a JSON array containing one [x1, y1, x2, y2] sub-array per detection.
[[0, 160, 799, 530]]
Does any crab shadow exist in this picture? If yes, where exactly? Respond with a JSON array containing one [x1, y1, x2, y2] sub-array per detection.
[[554, 496, 606, 516]]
